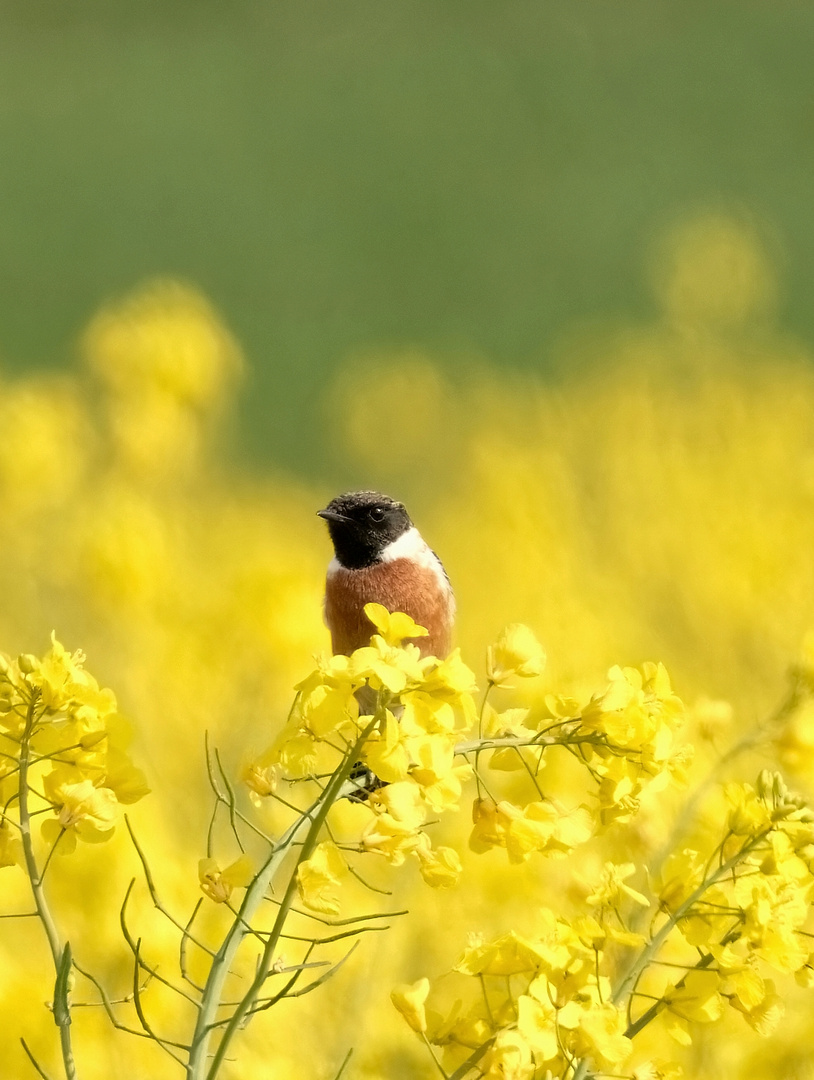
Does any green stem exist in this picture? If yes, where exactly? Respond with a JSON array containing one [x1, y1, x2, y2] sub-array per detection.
[[187, 718, 377, 1080], [18, 694, 77, 1080], [611, 830, 768, 1008], [624, 925, 740, 1039], [571, 829, 770, 1080], [473, 681, 495, 799]]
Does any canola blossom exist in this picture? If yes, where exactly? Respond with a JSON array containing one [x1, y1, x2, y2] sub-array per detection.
[[6, 607, 814, 1080]]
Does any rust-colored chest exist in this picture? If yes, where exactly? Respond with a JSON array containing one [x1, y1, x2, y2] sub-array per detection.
[[324, 557, 453, 658]]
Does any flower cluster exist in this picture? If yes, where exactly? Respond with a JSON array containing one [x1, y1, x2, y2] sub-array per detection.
[[468, 658, 690, 862], [242, 612, 694, 938], [0, 635, 148, 858], [394, 768, 814, 1080], [245, 604, 478, 906], [393, 915, 637, 1079]]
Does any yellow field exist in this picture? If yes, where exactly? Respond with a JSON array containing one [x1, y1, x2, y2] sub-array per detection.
[[2, 214, 814, 1079]]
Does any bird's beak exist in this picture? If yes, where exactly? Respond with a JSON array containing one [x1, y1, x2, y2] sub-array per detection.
[[317, 508, 352, 525]]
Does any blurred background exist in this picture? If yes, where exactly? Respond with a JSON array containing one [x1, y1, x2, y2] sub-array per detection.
[[2, 2, 814, 1078]]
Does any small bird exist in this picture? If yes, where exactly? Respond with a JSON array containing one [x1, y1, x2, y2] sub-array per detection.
[[318, 491, 455, 658]]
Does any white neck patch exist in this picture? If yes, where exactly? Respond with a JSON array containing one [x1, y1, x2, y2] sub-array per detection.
[[380, 527, 451, 594]]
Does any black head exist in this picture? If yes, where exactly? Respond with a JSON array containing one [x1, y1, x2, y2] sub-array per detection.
[[317, 491, 412, 569]]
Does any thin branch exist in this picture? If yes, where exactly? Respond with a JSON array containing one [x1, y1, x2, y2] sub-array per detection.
[[20, 1038, 54, 1080], [38, 829, 67, 886], [118, 882, 201, 1008], [131, 941, 188, 1061], [264, 896, 408, 926], [280, 924, 391, 946], [180, 900, 205, 992], [73, 961, 158, 1043], [124, 817, 215, 957], [447, 1038, 495, 1080], [215, 749, 244, 853], [284, 940, 361, 999], [203, 945, 319, 1031], [331, 1048, 353, 1080], [343, 857, 392, 896], [420, 1032, 449, 1079]]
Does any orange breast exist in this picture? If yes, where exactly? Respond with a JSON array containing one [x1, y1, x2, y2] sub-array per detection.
[[324, 558, 453, 658]]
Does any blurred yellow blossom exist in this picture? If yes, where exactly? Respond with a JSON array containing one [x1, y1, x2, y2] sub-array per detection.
[[585, 862, 649, 909], [414, 835, 462, 889], [487, 623, 546, 684], [390, 977, 430, 1033]]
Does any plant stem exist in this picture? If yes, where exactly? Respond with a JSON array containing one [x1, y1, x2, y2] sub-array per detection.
[[187, 719, 377, 1080], [18, 695, 77, 1080], [570, 829, 770, 1080]]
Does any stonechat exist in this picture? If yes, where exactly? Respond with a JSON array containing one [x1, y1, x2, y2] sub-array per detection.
[[318, 491, 455, 658]]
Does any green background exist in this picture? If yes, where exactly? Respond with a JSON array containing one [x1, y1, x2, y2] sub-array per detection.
[[0, 0, 811, 474]]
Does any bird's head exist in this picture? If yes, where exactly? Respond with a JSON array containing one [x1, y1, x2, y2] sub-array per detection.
[[317, 491, 412, 569]]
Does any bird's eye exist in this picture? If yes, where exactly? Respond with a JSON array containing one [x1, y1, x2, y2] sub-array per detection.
[[369, 507, 386, 522]]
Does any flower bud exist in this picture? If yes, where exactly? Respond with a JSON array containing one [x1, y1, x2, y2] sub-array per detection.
[[17, 654, 38, 674], [80, 731, 108, 749]]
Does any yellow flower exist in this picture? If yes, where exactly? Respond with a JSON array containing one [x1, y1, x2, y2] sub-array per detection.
[[469, 797, 501, 852], [500, 799, 558, 863], [585, 862, 649, 909], [407, 732, 456, 787], [470, 797, 592, 863], [666, 969, 723, 1024], [277, 732, 319, 778], [364, 603, 429, 646], [416, 761, 471, 815], [481, 1030, 534, 1080], [296, 841, 347, 915], [573, 1003, 632, 1069], [391, 977, 430, 1032], [298, 680, 358, 738], [48, 778, 120, 842], [734, 874, 809, 972], [363, 710, 412, 782], [414, 835, 462, 888], [486, 624, 546, 684], [350, 637, 424, 695], [456, 931, 544, 977], [361, 782, 427, 864], [482, 703, 533, 739], [725, 782, 773, 835], [198, 855, 254, 904], [656, 848, 704, 910], [243, 760, 278, 800], [735, 981, 785, 1037], [516, 994, 559, 1060], [103, 748, 151, 805], [417, 649, 479, 700]]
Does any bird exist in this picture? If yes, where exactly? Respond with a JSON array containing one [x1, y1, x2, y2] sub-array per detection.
[[317, 490, 455, 659]]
